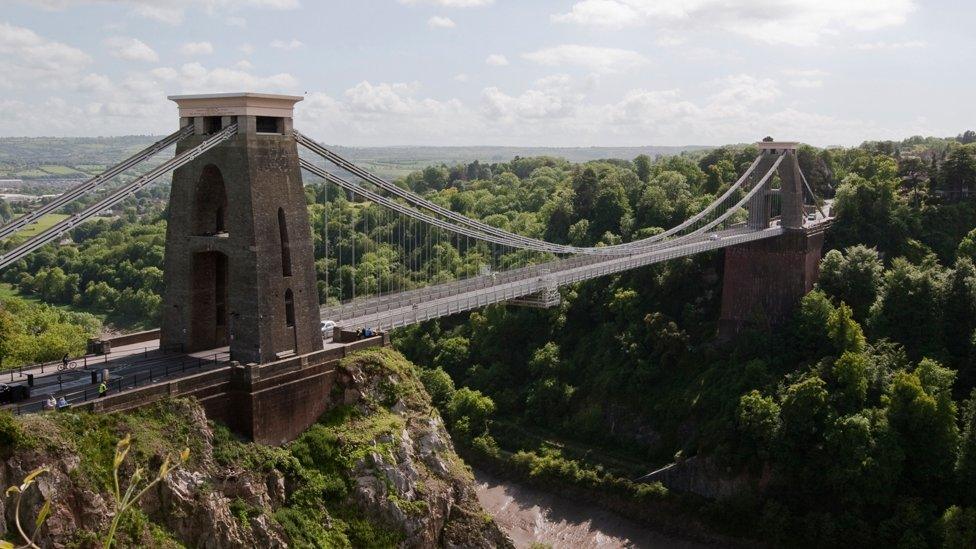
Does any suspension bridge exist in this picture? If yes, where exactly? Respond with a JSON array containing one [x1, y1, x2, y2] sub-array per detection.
[[0, 93, 831, 441]]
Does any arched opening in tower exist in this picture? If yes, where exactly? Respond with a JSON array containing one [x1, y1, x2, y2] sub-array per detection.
[[284, 288, 297, 352], [194, 164, 228, 236], [190, 250, 230, 350], [278, 207, 292, 277]]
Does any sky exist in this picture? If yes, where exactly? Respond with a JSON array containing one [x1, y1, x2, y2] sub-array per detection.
[[1, 0, 974, 147]]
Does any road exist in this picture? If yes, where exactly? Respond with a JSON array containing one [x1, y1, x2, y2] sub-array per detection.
[[2, 335, 342, 414]]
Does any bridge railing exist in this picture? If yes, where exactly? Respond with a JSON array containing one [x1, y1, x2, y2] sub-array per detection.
[[347, 226, 786, 331], [330, 224, 766, 329], [10, 350, 231, 415], [325, 253, 609, 324], [3, 342, 184, 384]]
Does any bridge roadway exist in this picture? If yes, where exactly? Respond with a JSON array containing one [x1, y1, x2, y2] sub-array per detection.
[[327, 224, 791, 332], [3, 337, 344, 414]]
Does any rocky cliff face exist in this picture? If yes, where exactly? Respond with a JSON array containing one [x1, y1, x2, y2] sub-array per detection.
[[333, 348, 512, 548], [0, 348, 511, 548]]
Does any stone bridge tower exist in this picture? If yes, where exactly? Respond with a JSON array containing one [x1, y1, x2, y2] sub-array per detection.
[[718, 141, 827, 338], [161, 93, 323, 363]]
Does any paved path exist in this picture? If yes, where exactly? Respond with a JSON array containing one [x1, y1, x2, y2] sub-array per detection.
[[3, 335, 342, 414]]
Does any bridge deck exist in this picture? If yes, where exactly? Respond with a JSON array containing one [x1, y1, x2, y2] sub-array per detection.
[[2, 337, 345, 414], [333, 225, 788, 332]]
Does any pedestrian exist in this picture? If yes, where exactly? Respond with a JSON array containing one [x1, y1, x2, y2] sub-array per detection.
[[45, 394, 56, 411], [56, 396, 69, 410], [98, 380, 108, 398]]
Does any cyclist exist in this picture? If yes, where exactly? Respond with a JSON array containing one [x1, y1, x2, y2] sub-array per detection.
[[61, 353, 70, 369]]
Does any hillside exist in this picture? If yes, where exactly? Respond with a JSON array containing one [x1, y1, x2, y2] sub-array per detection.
[[0, 134, 711, 182]]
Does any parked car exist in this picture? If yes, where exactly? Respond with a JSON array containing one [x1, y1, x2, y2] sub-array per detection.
[[0, 383, 30, 404], [320, 320, 336, 337], [708, 234, 721, 241]]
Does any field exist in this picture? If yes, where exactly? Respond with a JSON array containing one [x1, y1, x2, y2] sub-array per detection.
[[39, 165, 84, 176], [7, 213, 69, 244]]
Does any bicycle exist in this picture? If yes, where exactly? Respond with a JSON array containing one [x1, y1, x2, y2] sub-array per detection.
[[57, 361, 79, 372]]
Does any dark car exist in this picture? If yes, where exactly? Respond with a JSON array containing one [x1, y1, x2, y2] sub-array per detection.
[[0, 383, 30, 404]]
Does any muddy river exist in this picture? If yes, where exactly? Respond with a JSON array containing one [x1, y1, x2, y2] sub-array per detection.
[[474, 469, 709, 548]]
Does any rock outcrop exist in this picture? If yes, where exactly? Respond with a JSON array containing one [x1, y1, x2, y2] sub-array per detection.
[[0, 347, 511, 548], [336, 349, 512, 548]]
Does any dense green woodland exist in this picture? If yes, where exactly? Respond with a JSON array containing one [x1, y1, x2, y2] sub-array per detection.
[[3, 132, 976, 545]]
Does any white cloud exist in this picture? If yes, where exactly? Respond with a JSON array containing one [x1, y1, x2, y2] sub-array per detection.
[[552, 0, 643, 28], [0, 22, 91, 85], [19, 0, 301, 25], [485, 54, 509, 66], [482, 75, 584, 121], [226, 16, 247, 28], [522, 44, 647, 73], [782, 69, 828, 77], [789, 79, 823, 89], [397, 0, 493, 6], [235, 59, 254, 70], [177, 62, 299, 93], [132, 5, 184, 24], [454, 73, 469, 82], [655, 34, 685, 47], [427, 16, 456, 28], [77, 73, 113, 93], [150, 67, 179, 80], [270, 39, 304, 50], [854, 40, 926, 50], [552, 0, 917, 46], [239, 43, 255, 55], [104, 36, 158, 62], [298, 81, 471, 145], [783, 69, 827, 88], [180, 41, 214, 56], [345, 81, 424, 114]]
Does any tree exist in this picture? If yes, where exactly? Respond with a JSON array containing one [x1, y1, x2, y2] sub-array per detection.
[[886, 370, 959, 496], [817, 246, 884, 321], [567, 219, 590, 246], [420, 367, 456, 409], [778, 376, 833, 480], [542, 192, 575, 244], [942, 258, 976, 376], [737, 390, 781, 462], [590, 179, 631, 239], [831, 173, 909, 257], [528, 342, 560, 376], [831, 352, 869, 413], [0, 198, 12, 223], [571, 167, 599, 221], [633, 154, 652, 183], [869, 258, 946, 360], [794, 290, 835, 356], [827, 303, 866, 355], [957, 390, 976, 504], [942, 145, 976, 197], [446, 387, 495, 439], [421, 165, 450, 191], [432, 336, 470, 377], [941, 506, 976, 548], [898, 156, 928, 205], [0, 307, 15, 369], [958, 229, 976, 264]]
